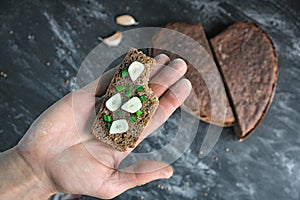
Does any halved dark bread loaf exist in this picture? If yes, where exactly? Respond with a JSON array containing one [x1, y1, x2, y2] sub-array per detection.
[[210, 22, 278, 140], [91, 48, 159, 151], [152, 22, 235, 126]]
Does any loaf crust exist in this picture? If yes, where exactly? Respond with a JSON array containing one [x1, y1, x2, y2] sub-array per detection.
[[152, 22, 235, 126], [210, 22, 278, 140]]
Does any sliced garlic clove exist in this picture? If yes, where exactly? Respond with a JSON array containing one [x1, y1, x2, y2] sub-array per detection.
[[99, 31, 122, 47], [121, 97, 142, 113], [128, 61, 144, 81], [105, 93, 122, 112], [109, 119, 129, 134], [116, 15, 139, 26]]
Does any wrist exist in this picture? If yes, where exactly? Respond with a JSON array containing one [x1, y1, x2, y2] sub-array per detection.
[[0, 147, 55, 199]]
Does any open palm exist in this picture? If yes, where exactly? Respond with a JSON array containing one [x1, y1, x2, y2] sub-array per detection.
[[15, 55, 191, 199]]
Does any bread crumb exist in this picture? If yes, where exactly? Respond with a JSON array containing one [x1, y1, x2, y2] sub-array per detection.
[[27, 34, 35, 40], [157, 184, 165, 190], [217, 44, 222, 52], [0, 72, 7, 78], [218, 162, 222, 170], [221, 53, 229, 59]]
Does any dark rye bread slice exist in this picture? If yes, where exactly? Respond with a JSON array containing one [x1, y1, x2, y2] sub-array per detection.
[[152, 22, 235, 126], [210, 22, 278, 140], [91, 48, 159, 151]]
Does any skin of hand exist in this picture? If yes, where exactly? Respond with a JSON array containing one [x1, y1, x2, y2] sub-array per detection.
[[0, 55, 192, 199]]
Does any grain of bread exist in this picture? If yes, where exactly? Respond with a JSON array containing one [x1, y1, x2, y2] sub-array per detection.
[[91, 48, 159, 151], [210, 22, 278, 140], [152, 22, 235, 126]]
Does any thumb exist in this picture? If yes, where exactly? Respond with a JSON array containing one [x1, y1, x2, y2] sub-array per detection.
[[108, 160, 173, 197]]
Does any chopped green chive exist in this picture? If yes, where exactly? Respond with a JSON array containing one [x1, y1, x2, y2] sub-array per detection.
[[115, 85, 125, 92], [117, 111, 123, 117], [125, 91, 131, 98], [129, 84, 135, 91], [129, 116, 136, 122], [136, 85, 144, 91], [136, 110, 142, 117], [125, 84, 135, 98], [103, 115, 111, 122], [139, 95, 147, 102], [107, 122, 112, 130], [121, 70, 128, 77]]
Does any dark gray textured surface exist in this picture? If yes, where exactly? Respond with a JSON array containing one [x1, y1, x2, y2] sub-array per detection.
[[1, 0, 300, 199]]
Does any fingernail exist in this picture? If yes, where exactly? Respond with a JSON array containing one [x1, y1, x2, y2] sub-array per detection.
[[170, 58, 187, 75], [169, 78, 192, 104], [162, 167, 173, 179], [172, 58, 185, 63], [180, 78, 192, 90], [154, 54, 168, 60]]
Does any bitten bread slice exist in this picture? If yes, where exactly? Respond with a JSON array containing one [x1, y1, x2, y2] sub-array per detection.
[[210, 22, 278, 140], [152, 22, 235, 126], [91, 48, 159, 151]]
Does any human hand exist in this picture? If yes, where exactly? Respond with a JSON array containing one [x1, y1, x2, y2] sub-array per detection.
[[1, 54, 191, 199]]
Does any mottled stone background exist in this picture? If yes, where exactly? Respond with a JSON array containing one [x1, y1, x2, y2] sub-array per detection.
[[0, 0, 299, 199]]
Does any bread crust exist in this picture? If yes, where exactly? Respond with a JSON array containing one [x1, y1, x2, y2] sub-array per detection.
[[210, 22, 278, 140], [152, 22, 235, 126]]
